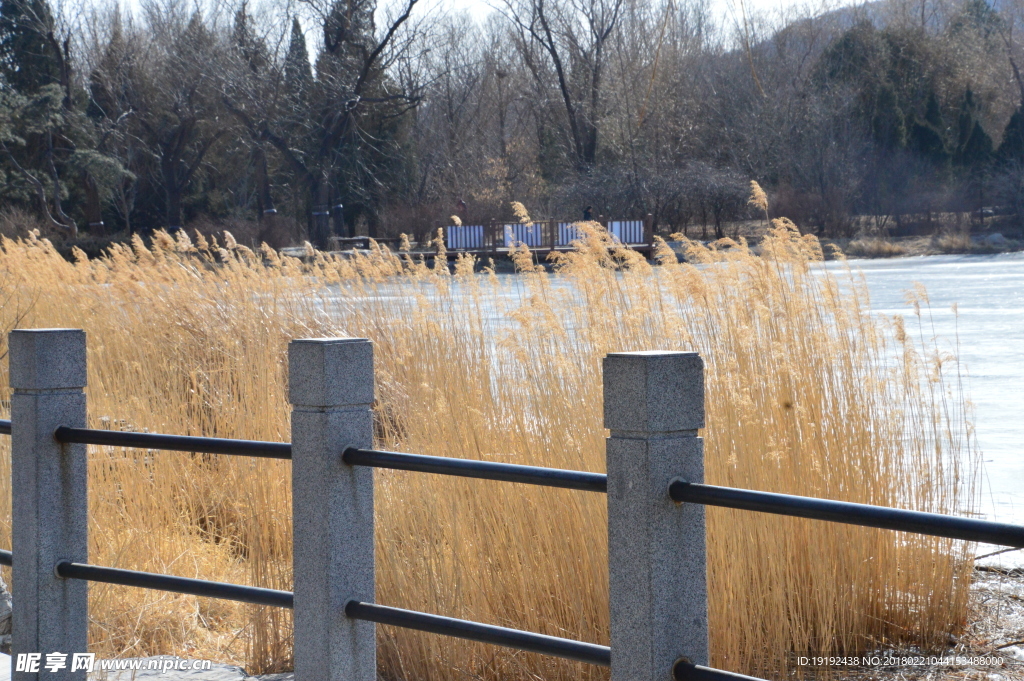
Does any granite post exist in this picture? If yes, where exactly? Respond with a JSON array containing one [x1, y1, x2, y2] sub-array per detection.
[[604, 351, 708, 681], [289, 338, 375, 681], [10, 329, 89, 680]]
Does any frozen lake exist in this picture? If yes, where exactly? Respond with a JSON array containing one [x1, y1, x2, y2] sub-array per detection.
[[335, 251, 1023, 565], [828, 253, 1024, 567]]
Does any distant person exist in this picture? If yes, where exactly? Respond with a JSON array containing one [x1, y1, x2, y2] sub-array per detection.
[[583, 205, 593, 221], [456, 198, 467, 215]]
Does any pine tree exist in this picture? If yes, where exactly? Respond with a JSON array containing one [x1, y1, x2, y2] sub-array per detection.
[[283, 17, 311, 101], [315, 0, 376, 95], [908, 92, 948, 165], [814, 21, 885, 85], [233, 3, 268, 73], [955, 89, 993, 169], [949, 0, 1003, 40], [258, 0, 416, 248], [0, 0, 61, 93], [87, 11, 127, 119], [997, 107, 1024, 165], [870, 82, 906, 150], [0, 0, 82, 232]]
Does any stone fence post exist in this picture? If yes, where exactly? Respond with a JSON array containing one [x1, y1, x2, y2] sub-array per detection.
[[10, 329, 89, 680], [604, 351, 708, 681], [289, 338, 375, 681]]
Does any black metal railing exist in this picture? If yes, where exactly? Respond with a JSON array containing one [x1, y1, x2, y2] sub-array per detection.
[[3, 422, 1023, 681], [0, 426, 617, 676], [55, 561, 293, 608], [669, 480, 1024, 548], [53, 426, 291, 459], [335, 449, 1012, 680], [343, 447, 607, 492], [673, 660, 769, 681], [345, 601, 610, 666]]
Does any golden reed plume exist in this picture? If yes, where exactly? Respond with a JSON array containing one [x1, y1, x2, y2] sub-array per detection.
[[0, 223, 977, 679]]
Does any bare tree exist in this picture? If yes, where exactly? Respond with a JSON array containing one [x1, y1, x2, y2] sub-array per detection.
[[247, 0, 424, 247], [125, 2, 230, 229], [500, 0, 625, 171]]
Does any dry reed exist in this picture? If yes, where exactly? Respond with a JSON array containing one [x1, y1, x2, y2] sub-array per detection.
[[0, 221, 977, 679], [934, 231, 974, 253], [845, 238, 910, 258]]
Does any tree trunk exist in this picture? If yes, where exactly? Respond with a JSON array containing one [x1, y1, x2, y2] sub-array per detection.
[[166, 191, 183, 229], [255, 147, 276, 220], [83, 174, 105, 236], [162, 156, 184, 229], [310, 179, 332, 250], [331, 202, 347, 239], [46, 132, 77, 238], [581, 119, 598, 167]]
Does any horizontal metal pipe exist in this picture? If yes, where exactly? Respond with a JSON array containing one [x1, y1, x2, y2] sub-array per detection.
[[53, 426, 292, 459], [673, 660, 769, 681], [670, 480, 1024, 548], [55, 561, 294, 608], [343, 448, 607, 493], [345, 601, 611, 667], [0, 549, 10, 567], [0, 419, 9, 435]]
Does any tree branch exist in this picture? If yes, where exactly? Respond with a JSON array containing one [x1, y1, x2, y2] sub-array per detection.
[[0, 140, 71, 231]]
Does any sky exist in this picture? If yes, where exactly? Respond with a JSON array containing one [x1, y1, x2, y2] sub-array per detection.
[[99, 0, 865, 52], [438, 0, 861, 35]]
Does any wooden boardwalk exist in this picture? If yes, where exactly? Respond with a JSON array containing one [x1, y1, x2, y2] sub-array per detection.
[[330, 216, 655, 260]]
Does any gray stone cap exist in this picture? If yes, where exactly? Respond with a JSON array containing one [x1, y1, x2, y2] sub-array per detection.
[[606, 350, 700, 357], [603, 350, 705, 433], [288, 338, 374, 407], [8, 328, 87, 390]]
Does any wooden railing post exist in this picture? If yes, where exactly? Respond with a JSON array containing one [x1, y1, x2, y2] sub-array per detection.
[[603, 351, 708, 681], [289, 338, 376, 681], [10, 329, 88, 680]]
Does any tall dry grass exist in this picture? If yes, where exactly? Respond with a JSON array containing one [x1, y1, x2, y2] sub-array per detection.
[[844, 238, 910, 258], [0, 221, 977, 679]]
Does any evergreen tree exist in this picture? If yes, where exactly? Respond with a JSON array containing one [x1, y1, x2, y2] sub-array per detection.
[[908, 92, 948, 165], [0, 0, 61, 93], [306, 0, 384, 245], [283, 17, 312, 100], [997, 107, 1024, 165], [814, 21, 886, 87], [960, 121, 993, 166], [87, 11, 129, 119], [315, 0, 376, 95], [0, 83, 78, 230], [923, 90, 944, 130], [949, 0, 1003, 40], [815, 22, 908, 151], [233, 3, 268, 74], [0, 0, 81, 232], [955, 89, 993, 168], [870, 82, 906, 150]]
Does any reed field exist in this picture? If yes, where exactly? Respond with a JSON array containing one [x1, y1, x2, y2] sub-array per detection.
[[0, 217, 978, 679]]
